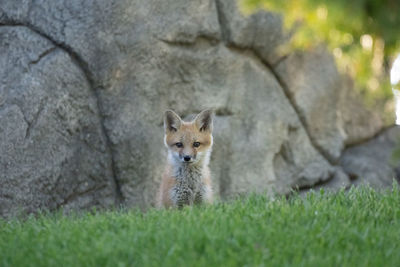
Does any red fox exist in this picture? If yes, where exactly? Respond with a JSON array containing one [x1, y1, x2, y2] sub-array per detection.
[[157, 109, 214, 208]]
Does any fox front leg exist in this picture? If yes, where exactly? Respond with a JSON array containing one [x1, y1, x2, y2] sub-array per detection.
[[171, 186, 194, 208], [194, 184, 213, 205]]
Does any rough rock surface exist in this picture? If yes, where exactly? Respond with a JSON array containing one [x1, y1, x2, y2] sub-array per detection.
[[299, 167, 351, 196], [275, 48, 345, 161], [340, 127, 400, 188], [275, 47, 385, 162], [0, 26, 117, 217], [337, 75, 384, 146], [0, 0, 392, 216], [215, 0, 288, 64]]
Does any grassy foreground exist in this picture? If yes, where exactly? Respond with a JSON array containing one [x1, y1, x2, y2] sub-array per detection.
[[1, 186, 400, 267]]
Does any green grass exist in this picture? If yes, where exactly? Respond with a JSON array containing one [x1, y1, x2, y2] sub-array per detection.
[[1, 186, 400, 267]]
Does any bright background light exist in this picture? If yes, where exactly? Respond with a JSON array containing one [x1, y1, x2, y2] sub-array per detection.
[[391, 55, 400, 85], [391, 54, 400, 124]]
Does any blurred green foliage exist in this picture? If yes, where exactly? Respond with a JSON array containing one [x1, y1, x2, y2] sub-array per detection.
[[242, 0, 400, 109]]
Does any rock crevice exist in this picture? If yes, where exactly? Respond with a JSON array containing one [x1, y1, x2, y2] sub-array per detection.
[[213, 0, 336, 165]]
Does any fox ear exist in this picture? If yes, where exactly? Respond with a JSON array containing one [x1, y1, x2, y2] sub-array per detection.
[[164, 110, 182, 133], [195, 109, 214, 132]]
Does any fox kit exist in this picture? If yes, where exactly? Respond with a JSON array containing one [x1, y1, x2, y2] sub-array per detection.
[[157, 109, 214, 208]]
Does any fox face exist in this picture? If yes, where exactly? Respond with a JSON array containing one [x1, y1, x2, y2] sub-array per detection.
[[164, 109, 214, 165]]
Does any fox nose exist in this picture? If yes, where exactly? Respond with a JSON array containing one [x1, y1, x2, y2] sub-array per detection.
[[183, 156, 191, 162]]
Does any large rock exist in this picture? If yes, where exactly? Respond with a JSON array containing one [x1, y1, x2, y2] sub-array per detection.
[[0, 26, 117, 217], [299, 167, 351, 196], [215, 0, 288, 64], [0, 0, 389, 214], [275, 48, 346, 161], [340, 127, 400, 188], [337, 75, 384, 145], [275, 47, 385, 162]]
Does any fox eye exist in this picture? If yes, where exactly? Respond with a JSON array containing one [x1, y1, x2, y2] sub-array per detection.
[[175, 142, 183, 148], [193, 142, 200, 148]]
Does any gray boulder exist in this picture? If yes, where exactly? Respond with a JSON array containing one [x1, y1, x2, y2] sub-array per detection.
[[275, 47, 385, 162], [275, 48, 345, 161], [299, 167, 351, 196], [0, 26, 117, 217], [337, 75, 384, 145], [340, 127, 400, 188], [215, 0, 288, 64]]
